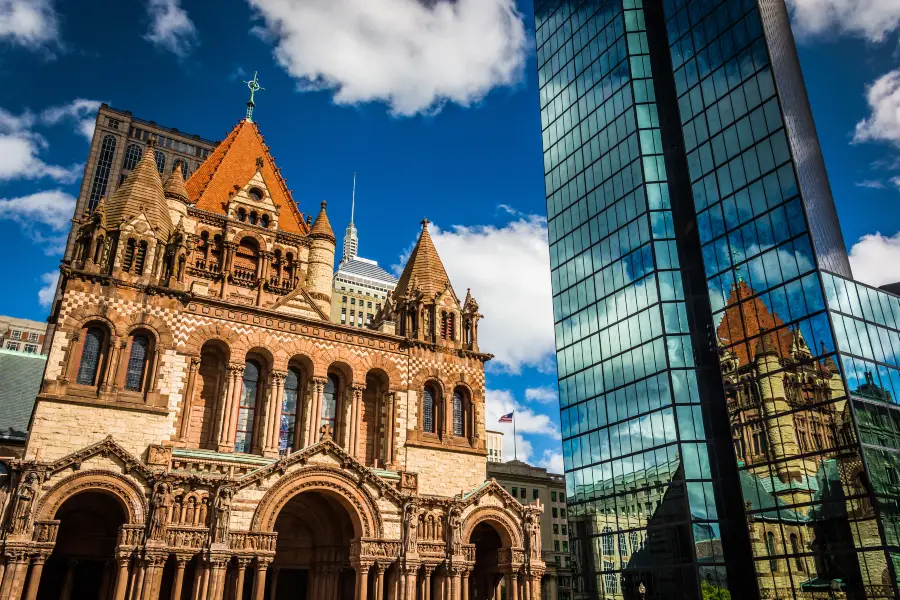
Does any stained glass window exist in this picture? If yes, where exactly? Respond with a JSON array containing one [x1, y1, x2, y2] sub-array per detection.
[[235, 360, 260, 453], [280, 368, 300, 453], [452, 388, 464, 436], [321, 374, 339, 434], [423, 385, 436, 433], [76, 327, 104, 385], [124, 335, 149, 392]]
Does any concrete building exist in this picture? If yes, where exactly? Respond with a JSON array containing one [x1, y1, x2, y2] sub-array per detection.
[[533, 0, 900, 597], [0, 316, 47, 355], [488, 460, 573, 600], [486, 430, 504, 463], [330, 179, 398, 327], [0, 102, 547, 600]]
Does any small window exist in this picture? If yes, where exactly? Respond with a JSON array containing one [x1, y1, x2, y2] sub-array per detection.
[[554, 540, 560, 551], [561, 525, 567, 535], [237, 208, 247, 222], [520, 488, 526, 499], [512, 487, 518, 497], [561, 508, 566, 518], [552, 507, 558, 518], [342, 296, 347, 303], [533, 488, 539, 500], [27, 332, 38, 342], [260, 214, 270, 228], [249, 188, 263, 201], [11, 330, 21, 340], [551, 491, 557, 502], [553, 524, 559, 534], [5, 342, 19, 351], [24, 344, 38, 354]]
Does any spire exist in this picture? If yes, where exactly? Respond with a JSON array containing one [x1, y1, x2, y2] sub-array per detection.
[[244, 71, 265, 122], [341, 173, 359, 265], [104, 138, 172, 240], [394, 218, 453, 299], [163, 162, 189, 203], [309, 201, 336, 242]]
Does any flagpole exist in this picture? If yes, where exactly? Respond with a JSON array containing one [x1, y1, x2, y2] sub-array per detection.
[[513, 412, 517, 461]]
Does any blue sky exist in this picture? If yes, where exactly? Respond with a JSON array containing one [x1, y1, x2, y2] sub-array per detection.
[[2, 0, 900, 472]]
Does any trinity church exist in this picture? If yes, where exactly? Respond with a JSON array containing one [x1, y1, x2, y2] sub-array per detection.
[[0, 106, 545, 600]]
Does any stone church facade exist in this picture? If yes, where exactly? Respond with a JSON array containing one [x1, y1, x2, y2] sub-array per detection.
[[0, 117, 544, 600]]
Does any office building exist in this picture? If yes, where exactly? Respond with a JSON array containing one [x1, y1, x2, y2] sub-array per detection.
[[487, 429, 505, 463], [0, 316, 47, 355], [488, 460, 574, 600], [534, 0, 900, 598], [330, 180, 398, 327]]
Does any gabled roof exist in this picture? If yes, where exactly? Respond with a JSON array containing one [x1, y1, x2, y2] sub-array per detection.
[[104, 140, 173, 239], [716, 281, 793, 367], [394, 219, 453, 299], [185, 120, 308, 235]]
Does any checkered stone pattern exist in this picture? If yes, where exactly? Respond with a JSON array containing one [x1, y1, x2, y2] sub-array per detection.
[[59, 291, 182, 333], [408, 354, 486, 390]]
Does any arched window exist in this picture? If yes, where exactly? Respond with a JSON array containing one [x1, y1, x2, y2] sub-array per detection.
[[452, 387, 466, 437], [790, 534, 804, 572], [249, 211, 258, 226], [618, 533, 627, 556], [249, 188, 263, 201], [448, 313, 456, 340], [441, 312, 449, 340], [236, 360, 261, 453], [601, 527, 614, 555], [261, 214, 270, 228], [124, 335, 150, 392], [234, 238, 259, 281], [766, 531, 778, 571], [280, 368, 300, 453], [321, 374, 339, 435], [93, 235, 105, 264], [134, 240, 148, 275], [237, 208, 246, 222], [423, 384, 437, 434], [154, 150, 166, 174], [123, 238, 136, 272], [76, 327, 105, 386], [89, 135, 117, 208], [123, 144, 143, 171]]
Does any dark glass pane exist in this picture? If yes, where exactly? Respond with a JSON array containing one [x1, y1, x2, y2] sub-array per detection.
[[424, 386, 435, 433], [453, 389, 463, 436], [124, 335, 149, 392], [76, 327, 104, 385]]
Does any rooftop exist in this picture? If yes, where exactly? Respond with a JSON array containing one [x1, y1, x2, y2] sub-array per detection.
[[335, 257, 398, 287]]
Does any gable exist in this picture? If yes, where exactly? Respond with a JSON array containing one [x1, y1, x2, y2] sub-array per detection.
[[186, 120, 308, 235]]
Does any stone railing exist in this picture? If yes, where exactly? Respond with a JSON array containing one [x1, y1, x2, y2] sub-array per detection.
[[170, 449, 274, 479], [32, 520, 60, 544], [166, 526, 209, 551], [229, 531, 278, 553], [463, 544, 475, 563], [117, 524, 145, 548]]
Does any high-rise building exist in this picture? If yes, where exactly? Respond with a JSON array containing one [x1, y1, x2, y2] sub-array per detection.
[[533, 0, 900, 598], [487, 429, 505, 463], [488, 460, 574, 599], [330, 176, 398, 327]]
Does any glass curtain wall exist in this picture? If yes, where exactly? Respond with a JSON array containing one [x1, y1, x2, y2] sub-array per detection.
[[536, 0, 730, 596]]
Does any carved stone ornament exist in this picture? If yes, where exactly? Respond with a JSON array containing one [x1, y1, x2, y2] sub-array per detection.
[[147, 445, 172, 468], [149, 481, 173, 541], [11, 472, 39, 535], [211, 486, 234, 544], [402, 499, 419, 556]]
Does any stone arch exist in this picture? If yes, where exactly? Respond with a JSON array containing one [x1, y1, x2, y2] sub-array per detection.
[[232, 229, 270, 252], [356, 352, 403, 390], [61, 307, 123, 338], [251, 466, 382, 538], [277, 337, 320, 372], [182, 323, 242, 355], [121, 312, 175, 346], [316, 348, 358, 383], [462, 506, 523, 549], [37, 470, 148, 524], [411, 367, 446, 397]]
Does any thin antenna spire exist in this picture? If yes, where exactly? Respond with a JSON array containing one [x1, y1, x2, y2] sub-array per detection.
[[350, 172, 357, 224]]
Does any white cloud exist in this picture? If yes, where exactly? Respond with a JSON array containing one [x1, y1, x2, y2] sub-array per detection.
[[248, 0, 528, 116], [855, 180, 887, 190], [848, 232, 900, 287], [406, 214, 554, 373], [37, 270, 58, 307], [485, 389, 559, 437], [40, 98, 102, 141], [0, 0, 60, 50], [145, 0, 197, 57], [537, 449, 564, 474], [853, 69, 900, 147], [525, 386, 558, 404], [0, 189, 75, 231], [788, 0, 900, 42]]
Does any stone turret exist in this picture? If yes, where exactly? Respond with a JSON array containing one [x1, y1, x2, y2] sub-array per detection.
[[305, 201, 336, 316], [163, 162, 190, 226], [104, 138, 172, 243]]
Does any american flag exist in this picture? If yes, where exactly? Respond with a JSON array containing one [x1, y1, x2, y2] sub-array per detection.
[[499, 412, 514, 423]]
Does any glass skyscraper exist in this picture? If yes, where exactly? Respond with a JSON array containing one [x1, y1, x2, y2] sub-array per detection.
[[534, 0, 900, 598]]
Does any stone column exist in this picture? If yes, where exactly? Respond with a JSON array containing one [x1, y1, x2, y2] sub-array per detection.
[[206, 556, 229, 600], [422, 566, 433, 600], [494, 577, 502, 600], [264, 371, 287, 457], [353, 561, 370, 600], [233, 558, 251, 600], [385, 392, 396, 467], [451, 568, 462, 600], [309, 378, 326, 443], [111, 555, 131, 600], [401, 564, 418, 600], [22, 553, 47, 600], [178, 356, 201, 441], [504, 572, 518, 600], [460, 570, 470, 600], [0, 552, 31, 600], [349, 385, 364, 458], [373, 563, 385, 600], [219, 365, 244, 451], [60, 559, 79, 600], [100, 337, 124, 392], [251, 558, 270, 600], [171, 556, 189, 600], [267, 566, 279, 600]]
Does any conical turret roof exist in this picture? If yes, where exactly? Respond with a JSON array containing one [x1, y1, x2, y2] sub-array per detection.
[[394, 219, 453, 299], [104, 140, 172, 239], [163, 162, 189, 202], [308, 202, 335, 242]]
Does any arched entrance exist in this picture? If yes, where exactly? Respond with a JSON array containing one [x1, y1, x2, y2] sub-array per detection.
[[270, 490, 356, 600], [38, 490, 128, 600], [469, 522, 504, 600]]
